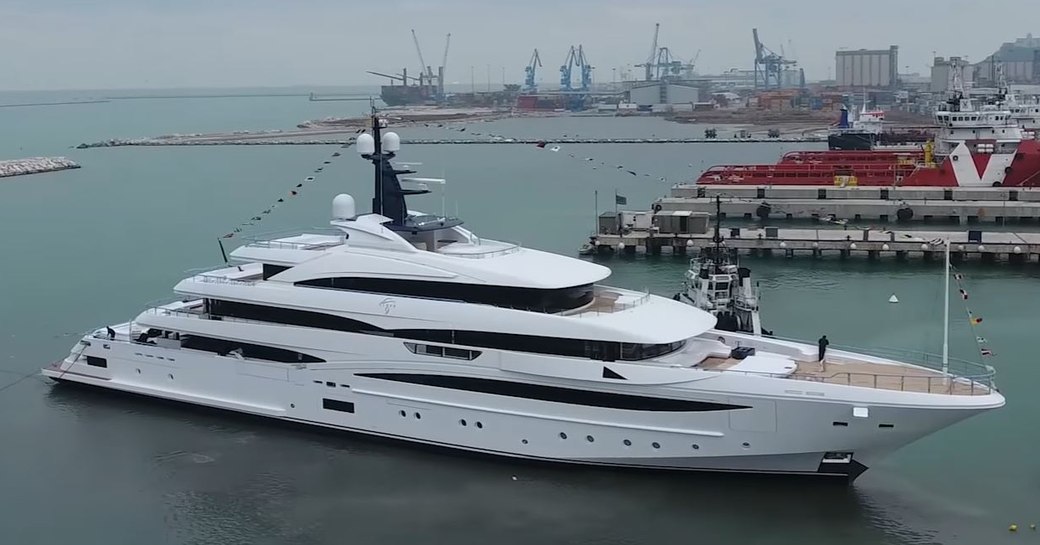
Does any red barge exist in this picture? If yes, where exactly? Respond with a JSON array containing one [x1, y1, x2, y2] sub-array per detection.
[[697, 92, 1040, 188]]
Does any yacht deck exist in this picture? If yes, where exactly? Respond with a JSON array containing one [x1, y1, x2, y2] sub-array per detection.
[[700, 354, 992, 395]]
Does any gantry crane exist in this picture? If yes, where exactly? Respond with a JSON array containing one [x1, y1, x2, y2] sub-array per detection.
[[559, 45, 592, 92], [752, 28, 797, 89], [524, 49, 542, 93]]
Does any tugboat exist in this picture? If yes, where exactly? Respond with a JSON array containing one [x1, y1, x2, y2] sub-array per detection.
[[674, 198, 770, 336], [827, 104, 931, 151]]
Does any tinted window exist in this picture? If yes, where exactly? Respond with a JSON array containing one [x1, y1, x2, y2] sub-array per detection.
[[262, 264, 290, 280], [181, 334, 324, 363], [202, 299, 682, 361], [322, 399, 355, 413], [358, 373, 747, 412], [396, 329, 684, 362], [296, 277, 594, 313], [205, 299, 381, 334], [404, 343, 481, 361]]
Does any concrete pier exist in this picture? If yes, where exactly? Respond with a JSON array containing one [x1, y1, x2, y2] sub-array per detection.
[[660, 185, 1040, 224], [0, 157, 80, 178], [590, 227, 1040, 263]]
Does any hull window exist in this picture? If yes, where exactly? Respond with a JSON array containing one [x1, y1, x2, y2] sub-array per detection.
[[86, 356, 108, 368], [322, 399, 355, 413], [357, 373, 748, 412]]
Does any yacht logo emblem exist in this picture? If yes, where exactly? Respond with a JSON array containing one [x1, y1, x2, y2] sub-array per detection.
[[379, 298, 396, 315]]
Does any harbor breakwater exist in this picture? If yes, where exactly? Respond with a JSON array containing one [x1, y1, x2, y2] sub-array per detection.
[[0, 157, 81, 178], [77, 136, 823, 148]]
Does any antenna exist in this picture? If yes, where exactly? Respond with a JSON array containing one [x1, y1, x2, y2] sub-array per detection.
[[712, 194, 724, 271], [357, 105, 385, 216]]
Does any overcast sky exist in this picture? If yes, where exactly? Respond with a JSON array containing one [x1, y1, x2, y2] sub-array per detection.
[[0, 0, 1036, 90]]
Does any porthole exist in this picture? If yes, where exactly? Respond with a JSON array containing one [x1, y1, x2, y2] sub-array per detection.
[[475, 422, 483, 429], [651, 442, 661, 449], [521, 439, 529, 445], [742, 442, 751, 449], [414, 412, 421, 420], [136, 368, 141, 374], [586, 435, 595, 443], [399, 410, 406, 417], [290, 403, 295, 408], [691, 444, 700, 450], [623, 439, 632, 446], [559, 432, 568, 440], [459, 419, 467, 426], [168, 374, 174, 380]]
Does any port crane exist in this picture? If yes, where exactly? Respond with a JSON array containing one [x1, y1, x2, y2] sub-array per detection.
[[636, 23, 697, 81], [578, 46, 593, 91], [559, 45, 593, 92], [523, 49, 542, 93], [639, 23, 660, 81], [409, 29, 451, 101], [752, 28, 797, 89], [441, 33, 450, 86]]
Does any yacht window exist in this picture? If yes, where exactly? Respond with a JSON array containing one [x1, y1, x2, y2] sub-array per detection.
[[295, 278, 595, 313], [405, 342, 481, 361], [357, 373, 748, 412], [322, 399, 355, 413], [262, 264, 291, 280], [205, 299, 382, 334], [714, 281, 730, 291], [180, 334, 324, 363], [202, 299, 683, 362], [620, 340, 687, 360], [398, 329, 686, 362]]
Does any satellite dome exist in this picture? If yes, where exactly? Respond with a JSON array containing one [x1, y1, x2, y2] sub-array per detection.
[[332, 193, 356, 220], [356, 133, 375, 155]]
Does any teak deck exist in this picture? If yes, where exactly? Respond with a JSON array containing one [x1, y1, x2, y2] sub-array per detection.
[[698, 356, 990, 395]]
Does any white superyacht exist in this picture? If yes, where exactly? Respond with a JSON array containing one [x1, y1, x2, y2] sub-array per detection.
[[44, 115, 1004, 480]]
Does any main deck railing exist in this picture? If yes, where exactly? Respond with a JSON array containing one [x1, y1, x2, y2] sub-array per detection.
[[715, 336, 997, 395]]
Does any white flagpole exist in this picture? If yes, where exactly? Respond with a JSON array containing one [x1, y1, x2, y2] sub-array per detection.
[[594, 190, 598, 233], [943, 239, 950, 376]]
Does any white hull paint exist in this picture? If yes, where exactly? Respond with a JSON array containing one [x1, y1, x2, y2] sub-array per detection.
[[44, 329, 997, 480]]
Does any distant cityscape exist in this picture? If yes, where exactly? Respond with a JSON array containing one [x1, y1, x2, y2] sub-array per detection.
[[359, 27, 1040, 118]]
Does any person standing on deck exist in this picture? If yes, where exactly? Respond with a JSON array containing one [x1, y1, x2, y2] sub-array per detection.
[[817, 335, 829, 370]]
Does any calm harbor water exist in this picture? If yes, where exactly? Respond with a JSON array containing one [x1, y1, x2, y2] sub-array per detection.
[[1, 89, 1038, 545]]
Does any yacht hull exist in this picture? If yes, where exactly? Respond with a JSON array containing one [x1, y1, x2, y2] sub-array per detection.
[[42, 336, 995, 482]]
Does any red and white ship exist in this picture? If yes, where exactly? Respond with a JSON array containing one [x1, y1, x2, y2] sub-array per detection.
[[697, 90, 1040, 187]]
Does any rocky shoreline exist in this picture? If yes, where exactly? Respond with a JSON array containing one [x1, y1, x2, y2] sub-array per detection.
[[0, 157, 81, 178]]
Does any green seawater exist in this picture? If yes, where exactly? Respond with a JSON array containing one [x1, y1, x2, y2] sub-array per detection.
[[1, 89, 1038, 545]]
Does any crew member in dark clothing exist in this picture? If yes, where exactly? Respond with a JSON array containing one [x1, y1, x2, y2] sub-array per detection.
[[817, 335, 829, 362]]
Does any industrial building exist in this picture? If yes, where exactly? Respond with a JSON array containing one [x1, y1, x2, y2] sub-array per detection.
[[628, 81, 700, 108], [974, 34, 1040, 85], [930, 56, 973, 93], [835, 46, 899, 88]]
